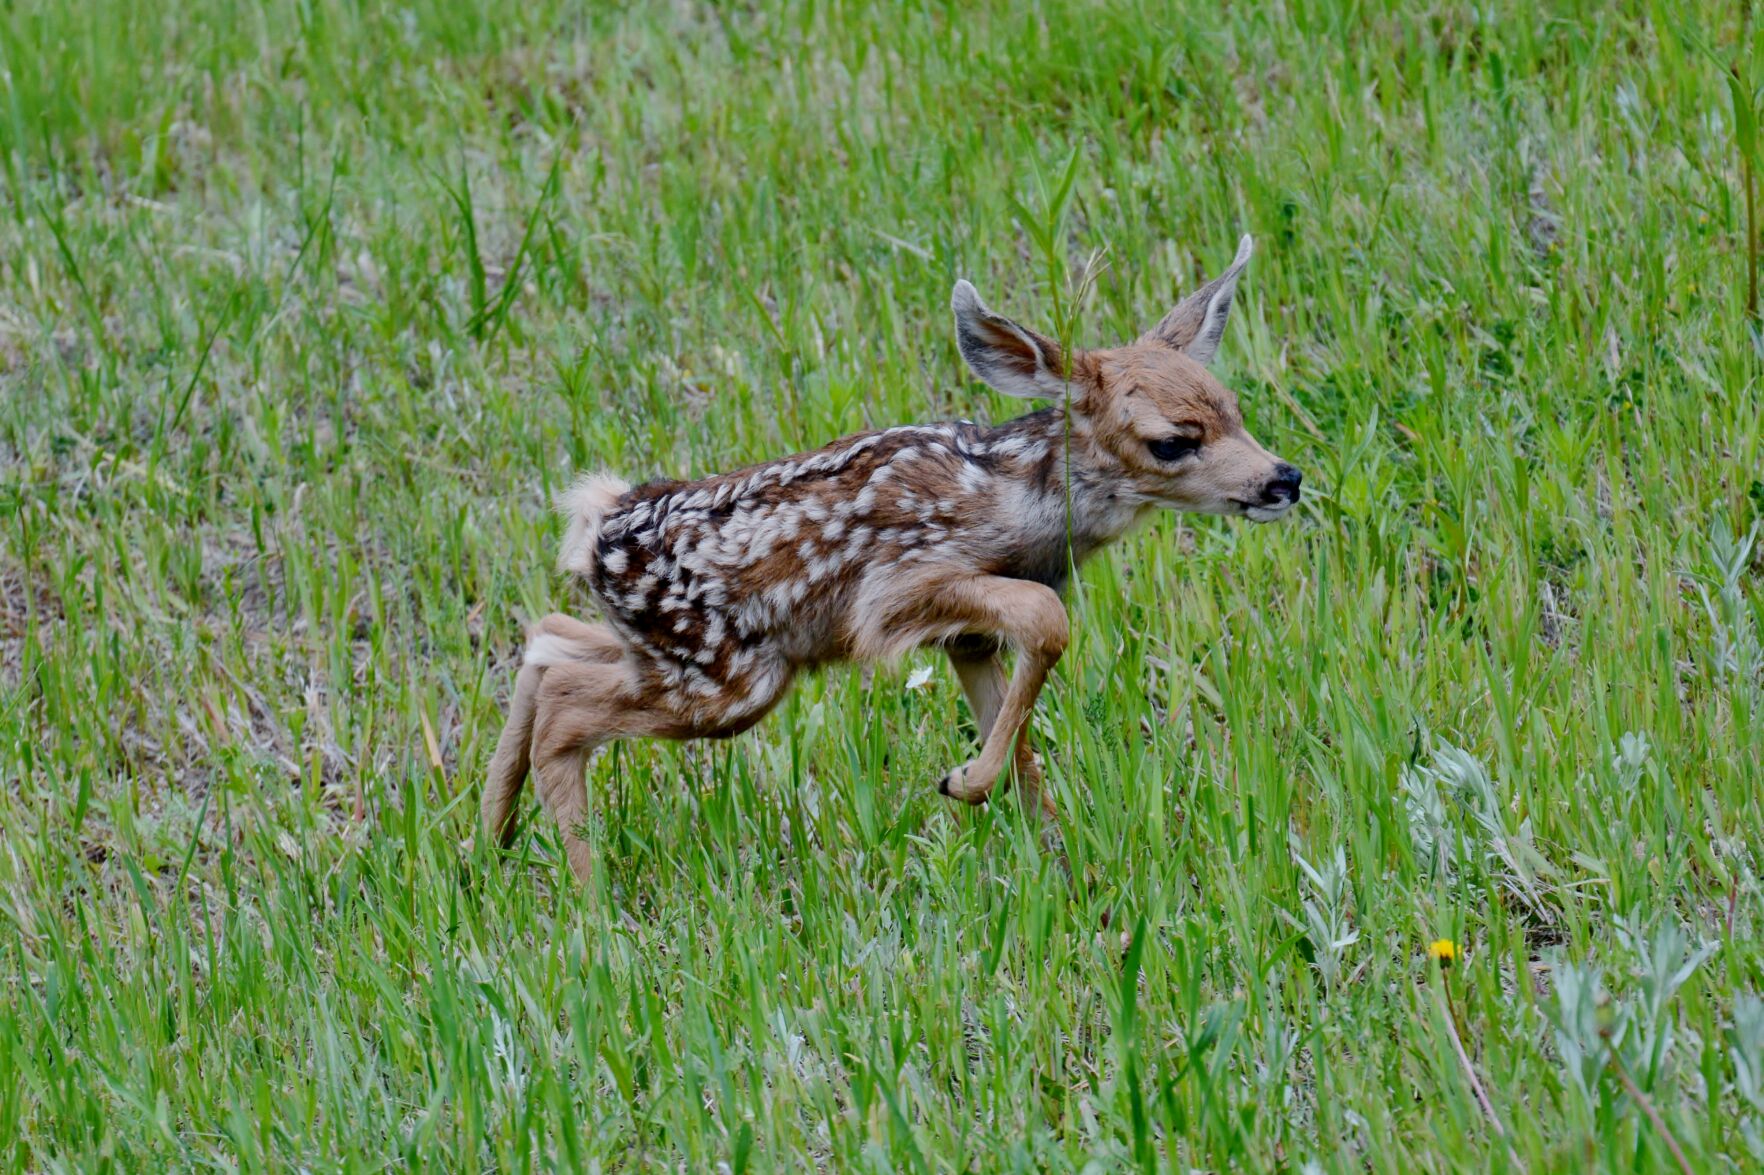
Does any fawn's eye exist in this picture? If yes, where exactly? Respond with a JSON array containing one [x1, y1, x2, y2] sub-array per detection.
[[1146, 435, 1200, 462]]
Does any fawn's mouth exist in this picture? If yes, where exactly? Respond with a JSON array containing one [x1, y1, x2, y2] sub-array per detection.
[[1233, 499, 1293, 523]]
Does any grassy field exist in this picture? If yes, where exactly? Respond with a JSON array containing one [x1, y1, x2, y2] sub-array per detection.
[[3, 0, 1763, 1169]]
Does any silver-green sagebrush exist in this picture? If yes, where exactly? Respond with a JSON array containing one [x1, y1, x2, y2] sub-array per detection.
[[1, 1, 1762, 1171]]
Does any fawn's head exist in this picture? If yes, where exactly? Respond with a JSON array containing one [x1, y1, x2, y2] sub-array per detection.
[[952, 236, 1301, 522]]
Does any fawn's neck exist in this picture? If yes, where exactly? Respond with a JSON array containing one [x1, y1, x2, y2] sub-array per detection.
[[983, 408, 1152, 587]]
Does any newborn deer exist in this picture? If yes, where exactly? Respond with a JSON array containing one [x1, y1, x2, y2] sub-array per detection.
[[484, 236, 1301, 880]]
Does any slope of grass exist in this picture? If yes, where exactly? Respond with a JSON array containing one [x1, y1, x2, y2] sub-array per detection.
[[2, 0, 1763, 1169]]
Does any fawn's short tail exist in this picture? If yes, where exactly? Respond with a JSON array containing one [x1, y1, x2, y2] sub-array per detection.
[[555, 472, 630, 581]]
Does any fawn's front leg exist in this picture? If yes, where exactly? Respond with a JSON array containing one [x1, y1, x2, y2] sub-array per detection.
[[929, 577, 1068, 807], [946, 636, 1053, 819]]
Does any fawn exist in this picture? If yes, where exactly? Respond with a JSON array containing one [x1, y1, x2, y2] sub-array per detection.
[[484, 236, 1301, 880]]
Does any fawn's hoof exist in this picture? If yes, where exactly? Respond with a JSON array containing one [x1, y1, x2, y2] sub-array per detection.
[[938, 762, 993, 805]]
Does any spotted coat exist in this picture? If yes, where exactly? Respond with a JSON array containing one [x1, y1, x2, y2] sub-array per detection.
[[580, 408, 1142, 724]]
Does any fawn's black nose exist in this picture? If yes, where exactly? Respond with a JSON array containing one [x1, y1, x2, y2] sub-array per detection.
[[1263, 463, 1303, 505]]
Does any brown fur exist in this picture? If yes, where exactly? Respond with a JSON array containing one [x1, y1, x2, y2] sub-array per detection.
[[485, 236, 1300, 881]]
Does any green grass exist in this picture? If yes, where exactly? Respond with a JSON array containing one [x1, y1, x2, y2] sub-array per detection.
[[3, 0, 1763, 1169]]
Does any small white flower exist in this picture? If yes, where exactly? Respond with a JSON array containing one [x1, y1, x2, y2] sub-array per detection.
[[904, 665, 934, 692]]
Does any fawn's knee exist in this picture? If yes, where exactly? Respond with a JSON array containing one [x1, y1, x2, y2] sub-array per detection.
[[1020, 592, 1069, 660]]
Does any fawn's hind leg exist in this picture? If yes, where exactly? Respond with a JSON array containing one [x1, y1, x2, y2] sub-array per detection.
[[529, 655, 793, 882], [528, 660, 658, 882], [946, 636, 1053, 819], [482, 615, 628, 849]]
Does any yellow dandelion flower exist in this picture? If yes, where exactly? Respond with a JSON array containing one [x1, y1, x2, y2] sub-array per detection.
[[1428, 938, 1458, 967]]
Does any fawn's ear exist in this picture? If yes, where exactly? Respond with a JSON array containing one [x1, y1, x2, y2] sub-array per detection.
[[951, 280, 1070, 399], [1138, 234, 1253, 366]]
